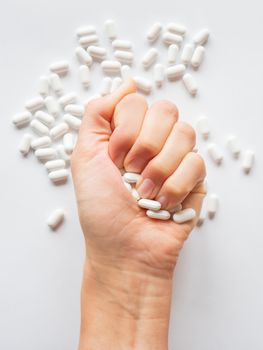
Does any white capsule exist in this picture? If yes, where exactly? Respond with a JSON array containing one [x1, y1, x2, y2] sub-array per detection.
[[146, 22, 162, 43], [101, 60, 121, 74], [193, 28, 210, 46], [35, 111, 55, 128], [121, 65, 132, 80], [191, 46, 205, 69], [131, 188, 140, 201], [166, 64, 186, 80], [168, 44, 179, 65], [123, 181, 132, 192], [76, 25, 96, 37], [181, 44, 194, 65], [25, 97, 44, 113], [123, 172, 140, 184], [47, 208, 65, 230], [111, 77, 122, 92], [196, 116, 210, 140], [49, 169, 69, 183], [162, 32, 183, 45], [173, 208, 196, 223], [31, 136, 52, 150], [104, 19, 117, 40], [63, 133, 74, 154], [45, 159, 66, 172], [30, 120, 50, 136], [63, 114, 82, 130], [87, 46, 107, 60], [56, 145, 71, 165], [138, 199, 161, 211], [182, 73, 198, 96], [134, 76, 152, 94], [242, 150, 255, 174], [167, 23, 186, 36], [75, 47, 93, 66], [50, 122, 69, 140], [114, 50, 133, 64], [226, 135, 241, 158], [79, 65, 91, 88], [197, 207, 206, 226], [154, 63, 165, 87], [44, 96, 60, 118], [207, 194, 218, 219], [142, 48, 158, 69], [12, 111, 32, 128], [19, 134, 32, 156], [58, 93, 77, 108], [207, 143, 223, 165], [101, 77, 112, 96], [79, 34, 99, 48], [146, 210, 171, 220], [35, 147, 56, 160], [49, 73, 64, 96], [112, 39, 132, 50], [39, 76, 49, 97], [64, 104, 84, 118], [49, 61, 69, 76]]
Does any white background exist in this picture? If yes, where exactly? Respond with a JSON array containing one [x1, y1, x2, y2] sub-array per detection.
[[1, 0, 263, 349]]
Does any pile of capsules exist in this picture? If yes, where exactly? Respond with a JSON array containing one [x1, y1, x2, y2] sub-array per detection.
[[12, 20, 255, 230]]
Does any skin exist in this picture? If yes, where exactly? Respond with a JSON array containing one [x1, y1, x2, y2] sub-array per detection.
[[71, 79, 206, 350]]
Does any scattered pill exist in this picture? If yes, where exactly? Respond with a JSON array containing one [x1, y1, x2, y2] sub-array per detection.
[[49, 169, 69, 183], [121, 65, 132, 80], [63, 133, 74, 154], [191, 46, 205, 69], [181, 44, 194, 65], [30, 120, 50, 136], [162, 32, 183, 45], [131, 188, 140, 201], [75, 47, 93, 66], [154, 63, 165, 87], [64, 104, 84, 118], [35, 110, 55, 128], [147, 22, 162, 43], [35, 147, 56, 160], [58, 93, 77, 108], [31, 136, 52, 150], [196, 116, 210, 139], [146, 209, 171, 220], [193, 28, 210, 46], [134, 76, 152, 94], [197, 207, 206, 226], [101, 60, 121, 74], [76, 25, 96, 37], [49, 73, 64, 96], [79, 34, 99, 48], [12, 111, 32, 128], [123, 172, 140, 184], [45, 159, 66, 172], [49, 61, 69, 76], [47, 208, 65, 230], [39, 76, 49, 97], [226, 135, 241, 158], [173, 208, 196, 223], [79, 65, 90, 88], [242, 150, 255, 174], [111, 77, 122, 92], [207, 143, 223, 165], [101, 77, 112, 96], [112, 39, 132, 50], [25, 97, 44, 113], [50, 122, 69, 140], [142, 48, 158, 69], [104, 19, 117, 40], [19, 134, 32, 156], [138, 199, 161, 211], [63, 114, 82, 130], [44, 96, 60, 118], [167, 23, 186, 36], [166, 64, 186, 80], [114, 50, 133, 64], [207, 194, 218, 219], [168, 44, 179, 65], [88, 46, 107, 60], [182, 73, 198, 96]]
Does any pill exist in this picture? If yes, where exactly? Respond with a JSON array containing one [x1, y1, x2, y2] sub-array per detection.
[[196, 116, 210, 139], [226, 135, 241, 158], [47, 208, 65, 230], [49, 169, 69, 183], [167, 23, 186, 36], [79, 65, 90, 88], [154, 63, 165, 87], [166, 64, 186, 80], [131, 188, 140, 201], [207, 194, 218, 219], [124, 181, 132, 192], [35, 147, 56, 160], [75, 47, 93, 66], [44, 96, 60, 118], [50, 122, 69, 140], [31, 136, 52, 150], [58, 93, 77, 108], [101, 77, 112, 96], [242, 150, 255, 174], [142, 48, 158, 69], [12, 111, 32, 128], [64, 104, 85, 118], [63, 114, 82, 130], [207, 143, 223, 165], [162, 32, 183, 45], [197, 207, 206, 226], [168, 44, 179, 65], [45, 159, 66, 172], [193, 28, 210, 46], [112, 39, 132, 50], [63, 133, 74, 154], [79, 34, 99, 48], [104, 19, 117, 40], [134, 76, 152, 94], [30, 120, 50, 136], [114, 50, 133, 64], [39, 76, 49, 97], [57, 145, 71, 165], [181, 44, 194, 65], [35, 110, 55, 128], [25, 97, 45, 113], [49, 73, 64, 96], [138, 199, 161, 211], [101, 60, 121, 74], [182, 73, 198, 96], [146, 210, 171, 220], [173, 208, 196, 223], [87, 46, 107, 60], [146, 22, 162, 43], [121, 65, 132, 80], [123, 172, 140, 184], [49, 61, 69, 75], [19, 134, 33, 156], [76, 25, 96, 37], [191, 46, 205, 68], [111, 77, 122, 92], [169, 204, 183, 213]]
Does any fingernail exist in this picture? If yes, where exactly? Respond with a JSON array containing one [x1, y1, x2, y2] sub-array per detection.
[[156, 195, 168, 209], [137, 178, 155, 198], [127, 157, 146, 172]]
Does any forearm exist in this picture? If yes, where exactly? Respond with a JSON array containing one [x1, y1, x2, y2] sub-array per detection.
[[79, 258, 173, 350]]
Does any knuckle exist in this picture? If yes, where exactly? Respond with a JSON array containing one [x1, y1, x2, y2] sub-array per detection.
[[151, 100, 179, 119], [176, 121, 196, 143], [164, 182, 187, 199], [137, 139, 159, 158], [188, 152, 206, 177], [148, 159, 171, 179], [115, 128, 135, 149]]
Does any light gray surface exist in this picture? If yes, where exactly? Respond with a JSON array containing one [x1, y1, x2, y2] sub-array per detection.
[[0, 0, 263, 349]]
